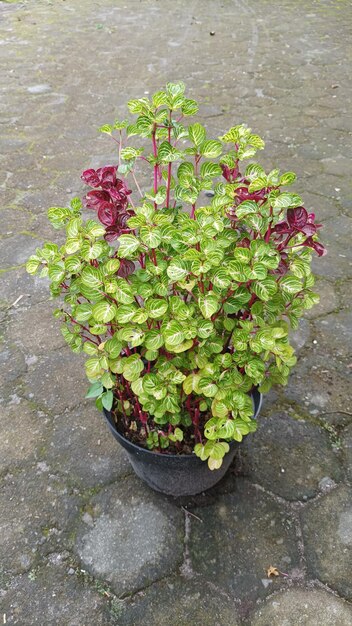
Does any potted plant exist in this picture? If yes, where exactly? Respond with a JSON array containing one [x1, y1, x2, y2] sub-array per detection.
[[26, 82, 325, 497]]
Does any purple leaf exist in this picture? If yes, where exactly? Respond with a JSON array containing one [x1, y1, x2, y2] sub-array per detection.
[[287, 207, 308, 229]]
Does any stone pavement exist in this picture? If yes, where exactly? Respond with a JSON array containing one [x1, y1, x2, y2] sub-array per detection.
[[0, 0, 352, 623]]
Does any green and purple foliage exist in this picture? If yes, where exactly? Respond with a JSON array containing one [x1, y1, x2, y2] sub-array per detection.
[[27, 82, 325, 469]]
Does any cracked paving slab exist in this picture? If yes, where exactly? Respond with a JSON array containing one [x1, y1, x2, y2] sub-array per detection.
[[75, 475, 184, 597]]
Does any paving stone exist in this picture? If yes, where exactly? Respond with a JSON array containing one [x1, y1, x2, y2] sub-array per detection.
[[116, 576, 240, 626], [46, 404, 132, 488], [75, 476, 184, 596], [0, 342, 27, 388], [300, 191, 338, 222], [239, 413, 342, 501], [314, 311, 352, 360], [0, 268, 50, 309], [7, 301, 66, 354], [342, 424, 352, 482], [1, 564, 108, 625], [22, 348, 89, 414], [311, 215, 352, 280], [249, 588, 352, 626], [189, 480, 300, 614], [0, 208, 33, 235], [0, 234, 41, 269], [0, 469, 80, 576], [284, 351, 352, 415], [0, 399, 51, 473], [301, 485, 352, 600]]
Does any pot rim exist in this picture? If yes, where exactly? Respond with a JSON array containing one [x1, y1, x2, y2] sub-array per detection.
[[103, 387, 263, 461]]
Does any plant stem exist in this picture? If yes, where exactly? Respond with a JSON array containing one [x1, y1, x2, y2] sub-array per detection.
[[152, 125, 158, 209], [165, 110, 172, 208], [131, 169, 143, 197]]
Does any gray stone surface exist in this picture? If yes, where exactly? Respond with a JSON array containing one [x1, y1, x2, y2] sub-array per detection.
[[239, 413, 342, 501], [116, 576, 240, 626], [0, 469, 80, 576], [7, 302, 66, 353], [342, 424, 352, 481], [314, 311, 352, 360], [22, 349, 89, 414], [249, 588, 352, 626], [0, 399, 51, 473], [47, 405, 132, 488], [301, 486, 352, 600], [284, 351, 352, 415], [189, 480, 301, 613], [1, 0, 352, 622], [76, 476, 184, 596], [1, 564, 109, 625]]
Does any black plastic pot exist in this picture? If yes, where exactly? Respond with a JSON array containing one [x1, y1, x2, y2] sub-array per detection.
[[103, 388, 262, 497]]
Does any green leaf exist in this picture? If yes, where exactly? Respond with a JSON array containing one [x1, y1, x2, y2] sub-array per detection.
[[128, 97, 150, 114], [198, 378, 218, 397], [86, 382, 103, 398], [212, 268, 231, 289], [197, 320, 214, 339], [236, 200, 259, 218], [279, 275, 303, 294], [181, 99, 199, 116], [248, 177, 267, 193], [66, 217, 82, 238], [101, 390, 114, 411], [47, 207, 72, 229], [245, 163, 266, 180], [144, 330, 164, 350], [26, 257, 40, 274], [81, 241, 105, 261], [75, 303, 93, 322], [198, 294, 220, 319], [120, 146, 144, 161], [65, 256, 82, 274], [188, 123, 206, 147], [252, 277, 278, 301], [167, 259, 188, 282], [81, 266, 104, 289], [232, 419, 251, 442], [200, 162, 222, 178], [227, 260, 248, 282], [122, 354, 144, 382], [114, 279, 134, 304], [280, 171, 296, 186], [85, 357, 103, 379], [158, 141, 182, 163], [146, 298, 168, 319], [272, 192, 303, 209], [152, 90, 168, 107], [233, 247, 252, 263], [99, 124, 113, 135], [199, 140, 222, 159], [163, 320, 185, 346], [140, 226, 162, 249], [92, 301, 117, 323], [118, 234, 140, 257], [166, 81, 186, 97], [205, 440, 230, 460], [115, 304, 137, 324], [48, 264, 65, 283]]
